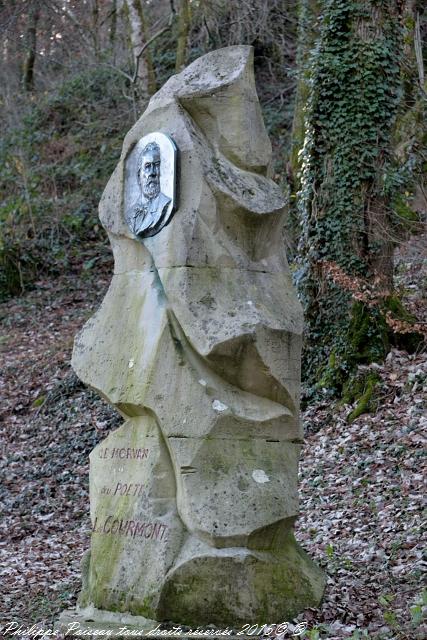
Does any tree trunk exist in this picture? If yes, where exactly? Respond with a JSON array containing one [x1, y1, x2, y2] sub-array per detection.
[[22, 3, 40, 92], [287, 0, 321, 255], [109, 0, 117, 54], [295, 0, 420, 392], [91, 0, 100, 60], [290, 0, 320, 186], [175, 0, 190, 72], [125, 0, 157, 99]]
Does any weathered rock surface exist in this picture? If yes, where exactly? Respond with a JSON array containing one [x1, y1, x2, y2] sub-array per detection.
[[72, 45, 325, 625]]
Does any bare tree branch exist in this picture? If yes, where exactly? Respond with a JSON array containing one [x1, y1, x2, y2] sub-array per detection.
[[131, 17, 173, 85]]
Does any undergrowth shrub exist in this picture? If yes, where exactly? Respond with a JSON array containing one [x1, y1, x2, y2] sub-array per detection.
[[0, 67, 134, 299]]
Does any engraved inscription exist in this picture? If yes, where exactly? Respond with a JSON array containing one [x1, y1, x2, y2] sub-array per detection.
[[92, 516, 168, 541], [98, 447, 149, 460], [113, 481, 145, 497], [99, 481, 145, 497]]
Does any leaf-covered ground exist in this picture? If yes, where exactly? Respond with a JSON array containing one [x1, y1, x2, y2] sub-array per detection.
[[0, 237, 425, 640]]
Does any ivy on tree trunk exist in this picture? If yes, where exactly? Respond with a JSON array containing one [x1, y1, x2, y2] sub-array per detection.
[[295, 0, 424, 394]]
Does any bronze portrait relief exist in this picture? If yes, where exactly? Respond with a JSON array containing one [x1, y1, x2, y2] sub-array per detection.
[[125, 132, 178, 239]]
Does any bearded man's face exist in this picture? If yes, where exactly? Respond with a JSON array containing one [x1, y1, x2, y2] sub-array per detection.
[[141, 150, 161, 200]]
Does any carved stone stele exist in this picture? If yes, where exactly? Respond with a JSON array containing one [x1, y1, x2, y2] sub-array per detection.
[[72, 45, 325, 626]]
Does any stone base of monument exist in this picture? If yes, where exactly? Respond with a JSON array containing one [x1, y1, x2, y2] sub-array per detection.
[[55, 605, 160, 638], [155, 538, 326, 626], [73, 415, 325, 627]]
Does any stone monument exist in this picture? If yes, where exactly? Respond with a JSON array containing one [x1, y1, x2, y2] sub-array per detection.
[[70, 45, 325, 628]]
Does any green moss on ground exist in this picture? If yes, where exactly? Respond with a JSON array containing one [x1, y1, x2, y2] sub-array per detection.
[[315, 295, 423, 401], [384, 294, 424, 353], [343, 371, 381, 423]]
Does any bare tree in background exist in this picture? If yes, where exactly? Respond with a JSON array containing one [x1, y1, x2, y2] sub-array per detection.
[[124, 0, 157, 98], [109, 0, 118, 54], [22, 2, 40, 92], [90, 0, 100, 60], [175, 0, 190, 72]]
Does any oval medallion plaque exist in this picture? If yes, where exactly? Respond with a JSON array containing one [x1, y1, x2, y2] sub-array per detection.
[[125, 132, 178, 238]]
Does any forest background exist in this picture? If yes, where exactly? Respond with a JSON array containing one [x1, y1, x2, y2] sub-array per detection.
[[1, 0, 426, 397], [1, 0, 427, 394], [0, 1, 426, 639]]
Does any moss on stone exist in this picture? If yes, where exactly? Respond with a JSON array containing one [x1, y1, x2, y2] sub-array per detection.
[[315, 293, 423, 409], [393, 194, 418, 224], [157, 532, 325, 626], [383, 294, 424, 353], [77, 550, 91, 607], [348, 302, 389, 365], [343, 371, 380, 423], [316, 301, 389, 395]]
